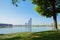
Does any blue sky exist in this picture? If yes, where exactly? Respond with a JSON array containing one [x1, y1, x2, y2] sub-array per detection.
[[0, 0, 60, 25]]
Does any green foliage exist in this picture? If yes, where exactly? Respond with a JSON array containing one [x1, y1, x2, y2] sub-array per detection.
[[12, 0, 25, 7], [12, 0, 19, 7], [34, 5, 53, 17], [32, 0, 60, 17]]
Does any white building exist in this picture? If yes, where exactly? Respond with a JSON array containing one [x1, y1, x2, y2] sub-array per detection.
[[28, 18, 32, 31], [28, 18, 32, 26], [25, 18, 32, 32]]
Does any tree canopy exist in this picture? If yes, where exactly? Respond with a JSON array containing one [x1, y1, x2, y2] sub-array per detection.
[[12, 0, 60, 17], [32, 0, 60, 17], [12, 0, 25, 7]]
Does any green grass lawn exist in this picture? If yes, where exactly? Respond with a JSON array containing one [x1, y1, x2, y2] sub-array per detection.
[[0, 30, 60, 40]]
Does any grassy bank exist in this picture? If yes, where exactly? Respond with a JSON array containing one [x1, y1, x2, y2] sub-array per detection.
[[0, 31, 60, 40]]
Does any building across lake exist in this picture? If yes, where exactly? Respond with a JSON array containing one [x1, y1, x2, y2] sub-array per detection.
[[25, 18, 32, 26], [25, 18, 32, 31]]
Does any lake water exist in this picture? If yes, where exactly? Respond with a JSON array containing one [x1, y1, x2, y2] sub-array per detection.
[[0, 26, 53, 34]]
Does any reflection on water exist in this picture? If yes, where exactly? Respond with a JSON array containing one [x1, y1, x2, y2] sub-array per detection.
[[0, 26, 52, 34]]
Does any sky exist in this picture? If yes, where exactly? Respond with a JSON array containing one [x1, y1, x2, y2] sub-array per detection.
[[0, 0, 60, 25]]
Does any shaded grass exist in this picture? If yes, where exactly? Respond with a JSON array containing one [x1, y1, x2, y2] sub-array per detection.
[[0, 31, 60, 40], [31, 31, 60, 40]]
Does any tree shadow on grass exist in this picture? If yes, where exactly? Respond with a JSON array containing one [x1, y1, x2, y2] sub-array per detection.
[[31, 32, 60, 40]]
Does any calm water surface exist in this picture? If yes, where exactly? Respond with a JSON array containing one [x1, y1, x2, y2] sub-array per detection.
[[0, 27, 53, 34]]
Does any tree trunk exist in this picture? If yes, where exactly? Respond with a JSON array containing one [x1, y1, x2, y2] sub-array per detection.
[[53, 15, 58, 31], [52, 0, 58, 31]]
